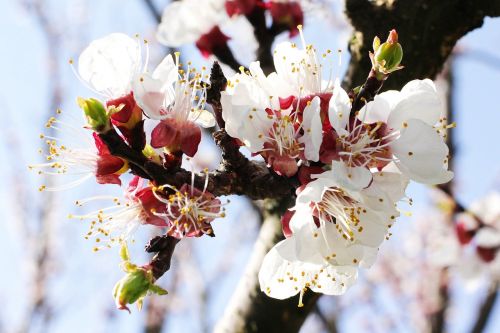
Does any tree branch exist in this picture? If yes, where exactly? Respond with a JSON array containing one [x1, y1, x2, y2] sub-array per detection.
[[143, 0, 162, 23], [245, 5, 287, 75], [471, 281, 499, 333]]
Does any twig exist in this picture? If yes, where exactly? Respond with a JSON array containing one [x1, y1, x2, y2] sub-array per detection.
[[470, 281, 499, 333], [143, 0, 162, 23], [314, 304, 339, 333], [145, 236, 180, 280]]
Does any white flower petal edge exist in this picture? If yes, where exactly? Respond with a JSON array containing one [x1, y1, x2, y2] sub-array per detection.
[[156, 0, 226, 47], [391, 118, 453, 184], [387, 79, 443, 129], [78, 33, 142, 98], [298, 96, 322, 162], [259, 228, 358, 302], [221, 70, 274, 152], [357, 90, 400, 124], [131, 74, 166, 119], [132, 54, 215, 128], [328, 80, 351, 134], [355, 79, 452, 185]]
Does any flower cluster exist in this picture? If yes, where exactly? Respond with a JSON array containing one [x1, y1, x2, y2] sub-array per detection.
[[31, 33, 226, 310], [32, 26, 455, 311], [157, 0, 304, 59], [218, 30, 453, 304]]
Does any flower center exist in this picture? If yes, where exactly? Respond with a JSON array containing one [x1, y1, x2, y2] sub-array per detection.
[[153, 185, 225, 238], [316, 187, 365, 242], [264, 113, 303, 158], [337, 120, 397, 169]]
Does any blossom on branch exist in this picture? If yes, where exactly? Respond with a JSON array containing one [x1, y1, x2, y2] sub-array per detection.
[[29, 111, 128, 190], [69, 176, 168, 249], [132, 53, 215, 156], [151, 172, 226, 238], [259, 162, 408, 303], [221, 32, 337, 176]]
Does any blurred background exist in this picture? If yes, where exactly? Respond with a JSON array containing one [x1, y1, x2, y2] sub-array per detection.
[[1, 0, 499, 332]]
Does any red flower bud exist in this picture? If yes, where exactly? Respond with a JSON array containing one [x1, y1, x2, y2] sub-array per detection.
[[150, 119, 201, 157], [225, 0, 256, 16], [93, 133, 128, 185], [269, 1, 304, 37]]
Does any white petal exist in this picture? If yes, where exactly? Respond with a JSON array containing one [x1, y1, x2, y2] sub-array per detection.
[[258, 236, 358, 300], [358, 90, 400, 124], [296, 177, 336, 205], [401, 78, 437, 95], [328, 79, 351, 133], [258, 240, 302, 299], [388, 79, 443, 128], [360, 171, 407, 218], [156, 0, 225, 47], [190, 109, 216, 128], [309, 265, 358, 296], [220, 93, 271, 152], [299, 96, 322, 161], [132, 73, 165, 119], [152, 54, 178, 89], [475, 228, 500, 248], [352, 210, 389, 247], [288, 205, 314, 233], [371, 170, 409, 203], [78, 33, 141, 97], [329, 161, 372, 191], [391, 119, 453, 184], [319, 223, 379, 268]]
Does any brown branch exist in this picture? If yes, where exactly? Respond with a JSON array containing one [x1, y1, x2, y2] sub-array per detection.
[[245, 6, 287, 75], [99, 127, 294, 200], [314, 304, 339, 333], [428, 58, 456, 333], [350, 68, 387, 114], [246, 6, 276, 74], [143, 0, 162, 23], [145, 235, 180, 280], [471, 281, 499, 333]]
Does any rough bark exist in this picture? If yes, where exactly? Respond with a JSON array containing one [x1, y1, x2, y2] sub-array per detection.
[[343, 0, 500, 91], [471, 282, 499, 333]]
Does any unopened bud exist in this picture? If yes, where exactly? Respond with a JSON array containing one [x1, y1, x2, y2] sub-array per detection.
[[113, 268, 152, 313], [113, 243, 168, 312], [77, 97, 110, 132], [371, 29, 403, 75]]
